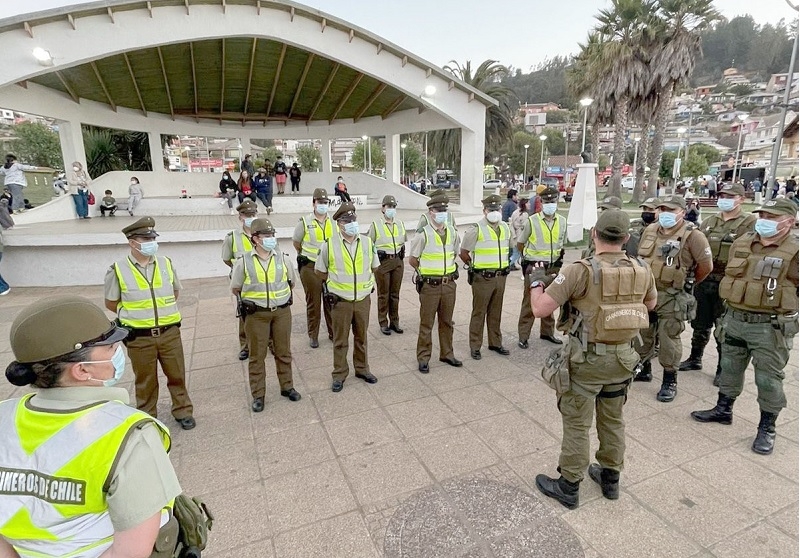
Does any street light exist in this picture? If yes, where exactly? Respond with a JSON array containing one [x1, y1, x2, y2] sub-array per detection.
[[733, 114, 748, 184], [579, 97, 593, 153], [538, 135, 547, 181], [401, 142, 407, 184], [361, 135, 371, 174], [523, 144, 530, 185]]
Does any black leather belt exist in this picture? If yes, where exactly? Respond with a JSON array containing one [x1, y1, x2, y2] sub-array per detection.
[[475, 268, 509, 278], [421, 274, 457, 285], [730, 310, 775, 324], [254, 302, 291, 312], [130, 323, 180, 337]]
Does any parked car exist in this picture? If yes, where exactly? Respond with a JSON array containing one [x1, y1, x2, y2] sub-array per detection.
[[540, 177, 559, 190], [483, 179, 502, 189], [435, 180, 452, 189], [449, 178, 460, 189], [622, 176, 635, 192]]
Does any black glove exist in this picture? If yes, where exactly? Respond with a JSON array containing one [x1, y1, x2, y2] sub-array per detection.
[[529, 266, 555, 287]]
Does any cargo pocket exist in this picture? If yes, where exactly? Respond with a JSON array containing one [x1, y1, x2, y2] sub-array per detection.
[[779, 318, 799, 351], [616, 347, 640, 374], [663, 316, 685, 338]]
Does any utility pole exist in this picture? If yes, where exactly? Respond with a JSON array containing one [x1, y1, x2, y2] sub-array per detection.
[[767, 15, 798, 199]]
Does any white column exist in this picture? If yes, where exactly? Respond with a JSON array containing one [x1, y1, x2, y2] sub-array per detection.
[[459, 128, 484, 210], [147, 132, 167, 174], [239, 134, 253, 162], [321, 139, 333, 173], [386, 134, 400, 184], [57, 120, 86, 172]]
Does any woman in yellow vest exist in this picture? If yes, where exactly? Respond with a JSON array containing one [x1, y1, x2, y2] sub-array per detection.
[[231, 218, 300, 412], [0, 295, 181, 558]]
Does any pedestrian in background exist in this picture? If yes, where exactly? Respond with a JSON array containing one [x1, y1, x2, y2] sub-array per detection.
[[67, 160, 92, 219], [127, 176, 143, 216], [100, 189, 117, 217], [237, 170, 255, 203], [241, 154, 255, 177], [509, 196, 529, 271], [254, 167, 273, 214], [502, 189, 518, 223], [289, 162, 302, 194], [218, 170, 238, 213], [0, 154, 36, 214], [274, 156, 288, 195]]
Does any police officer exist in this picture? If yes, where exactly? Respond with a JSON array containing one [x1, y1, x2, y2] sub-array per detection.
[[315, 203, 380, 392], [1, 296, 181, 557], [583, 196, 622, 258], [679, 183, 756, 384], [222, 199, 258, 361], [531, 210, 657, 509], [416, 189, 456, 232], [410, 195, 462, 372], [517, 186, 566, 347], [104, 216, 195, 429], [368, 195, 407, 335], [626, 197, 660, 258], [460, 194, 513, 360], [635, 195, 712, 402], [231, 218, 300, 412], [691, 199, 798, 455], [292, 188, 334, 348]]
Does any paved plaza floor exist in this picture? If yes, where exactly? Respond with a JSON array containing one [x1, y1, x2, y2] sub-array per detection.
[[0, 255, 797, 557]]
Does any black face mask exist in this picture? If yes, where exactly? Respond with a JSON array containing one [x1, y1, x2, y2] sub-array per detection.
[[641, 211, 656, 224]]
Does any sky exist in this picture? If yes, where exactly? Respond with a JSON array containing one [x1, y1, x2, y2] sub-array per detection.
[[2, 0, 797, 71]]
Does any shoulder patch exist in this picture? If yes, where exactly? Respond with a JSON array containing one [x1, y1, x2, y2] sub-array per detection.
[[554, 273, 566, 285]]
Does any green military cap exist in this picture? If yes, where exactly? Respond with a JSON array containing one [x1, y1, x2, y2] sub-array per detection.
[[540, 187, 559, 202], [598, 196, 622, 210], [236, 199, 258, 215], [427, 196, 449, 210], [595, 209, 630, 241], [10, 296, 129, 364], [482, 194, 503, 210], [719, 183, 745, 196], [382, 195, 397, 207], [312, 188, 330, 202], [122, 216, 158, 238], [250, 218, 275, 235], [753, 198, 798, 217], [657, 195, 686, 210], [333, 202, 357, 221], [639, 197, 660, 210]]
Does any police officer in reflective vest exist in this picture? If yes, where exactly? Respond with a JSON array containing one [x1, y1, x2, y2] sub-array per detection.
[[104, 217, 195, 429], [0, 296, 181, 558], [679, 183, 756, 385], [517, 186, 566, 347], [292, 188, 334, 348], [222, 199, 258, 361], [368, 194, 407, 335], [460, 194, 513, 360], [231, 218, 300, 412], [582, 196, 622, 258], [410, 195, 463, 373], [530, 210, 657, 509], [634, 195, 712, 402], [692, 199, 799, 455], [415, 189, 456, 232], [315, 203, 380, 392]]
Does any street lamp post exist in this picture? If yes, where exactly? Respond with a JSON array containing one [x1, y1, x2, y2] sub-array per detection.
[[733, 114, 748, 184], [579, 97, 593, 153], [424, 132, 428, 186], [523, 144, 530, 185], [538, 135, 547, 182], [361, 135, 371, 173], [401, 142, 407, 185], [675, 127, 687, 185]]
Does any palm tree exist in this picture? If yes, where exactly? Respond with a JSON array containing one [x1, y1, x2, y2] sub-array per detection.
[[428, 60, 515, 170], [83, 128, 124, 178]]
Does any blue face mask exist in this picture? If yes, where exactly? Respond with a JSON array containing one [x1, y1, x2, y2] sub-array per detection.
[[261, 237, 277, 251], [343, 222, 360, 236], [717, 198, 736, 212], [136, 240, 158, 256], [243, 217, 255, 228], [542, 203, 558, 216], [433, 211, 448, 224], [755, 218, 780, 237], [659, 212, 678, 228], [384, 208, 397, 219], [83, 345, 126, 387], [315, 204, 328, 215]]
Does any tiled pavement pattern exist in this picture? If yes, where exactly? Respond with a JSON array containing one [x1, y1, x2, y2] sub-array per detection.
[[0, 251, 796, 557]]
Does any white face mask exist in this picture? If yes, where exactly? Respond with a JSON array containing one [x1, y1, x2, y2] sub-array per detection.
[[486, 211, 502, 224], [315, 204, 328, 215], [82, 345, 126, 387], [542, 203, 558, 216]]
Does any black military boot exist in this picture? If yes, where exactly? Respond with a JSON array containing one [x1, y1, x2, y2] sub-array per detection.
[[633, 360, 652, 382], [656, 370, 677, 402], [752, 411, 778, 455], [588, 464, 620, 500], [535, 474, 580, 509], [678, 347, 703, 371], [690, 393, 735, 425]]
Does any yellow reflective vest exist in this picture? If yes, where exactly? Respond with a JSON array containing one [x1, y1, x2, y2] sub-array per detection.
[[113, 256, 181, 328], [0, 394, 171, 558], [472, 220, 511, 270], [326, 234, 375, 302], [371, 219, 406, 255], [300, 214, 333, 262], [418, 224, 457, 277], [522, 213, 565, 262], [230, 230, 253, 259], [241, 252, 292, 307]]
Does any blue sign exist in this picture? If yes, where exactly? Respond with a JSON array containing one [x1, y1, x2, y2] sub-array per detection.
[[546, 166, 562, 174]]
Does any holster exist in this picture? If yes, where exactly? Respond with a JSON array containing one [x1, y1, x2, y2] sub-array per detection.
[[467, 269, 475, 285], [377, 249, 388, 262], [322, 284, 339, 310], [398, 245, 406, 260], [296, 255, 311, 268], [413, 271, 423, 294]]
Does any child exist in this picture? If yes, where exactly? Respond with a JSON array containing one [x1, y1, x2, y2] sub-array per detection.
[[100, 189, 117, 216]]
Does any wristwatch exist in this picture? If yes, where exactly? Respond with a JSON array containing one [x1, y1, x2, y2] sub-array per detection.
[[530, 280, 546, 290]]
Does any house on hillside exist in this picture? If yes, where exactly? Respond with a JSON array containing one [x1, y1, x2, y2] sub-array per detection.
[[781, 114, 799, 160], [694, 85, 715, 98], [740, 111, 798, 160], [766, 72, 799, 93], [519, 102, 560, 114], [744, 92, 781, 108], [722, 68, 751, 86]]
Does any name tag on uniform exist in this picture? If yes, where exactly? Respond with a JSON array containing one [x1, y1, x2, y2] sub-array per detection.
[[734, 251, 750, 258]]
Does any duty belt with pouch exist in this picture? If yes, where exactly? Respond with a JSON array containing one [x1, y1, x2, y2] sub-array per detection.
[[541, 343, 570, 395], [753, 256, 784, 301], [322, 282, 339, 309]]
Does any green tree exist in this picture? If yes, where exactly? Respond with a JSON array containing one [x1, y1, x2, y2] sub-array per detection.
[[296, 144, 321, 171], [659, 150, 677, 179], [351, 139, 385, 172], [683, 151, 709, 177], [688, 143, 722, 165], [83, 129, 124, 178], [428, 60, 516, 168], [10, 122, 63, 169]]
